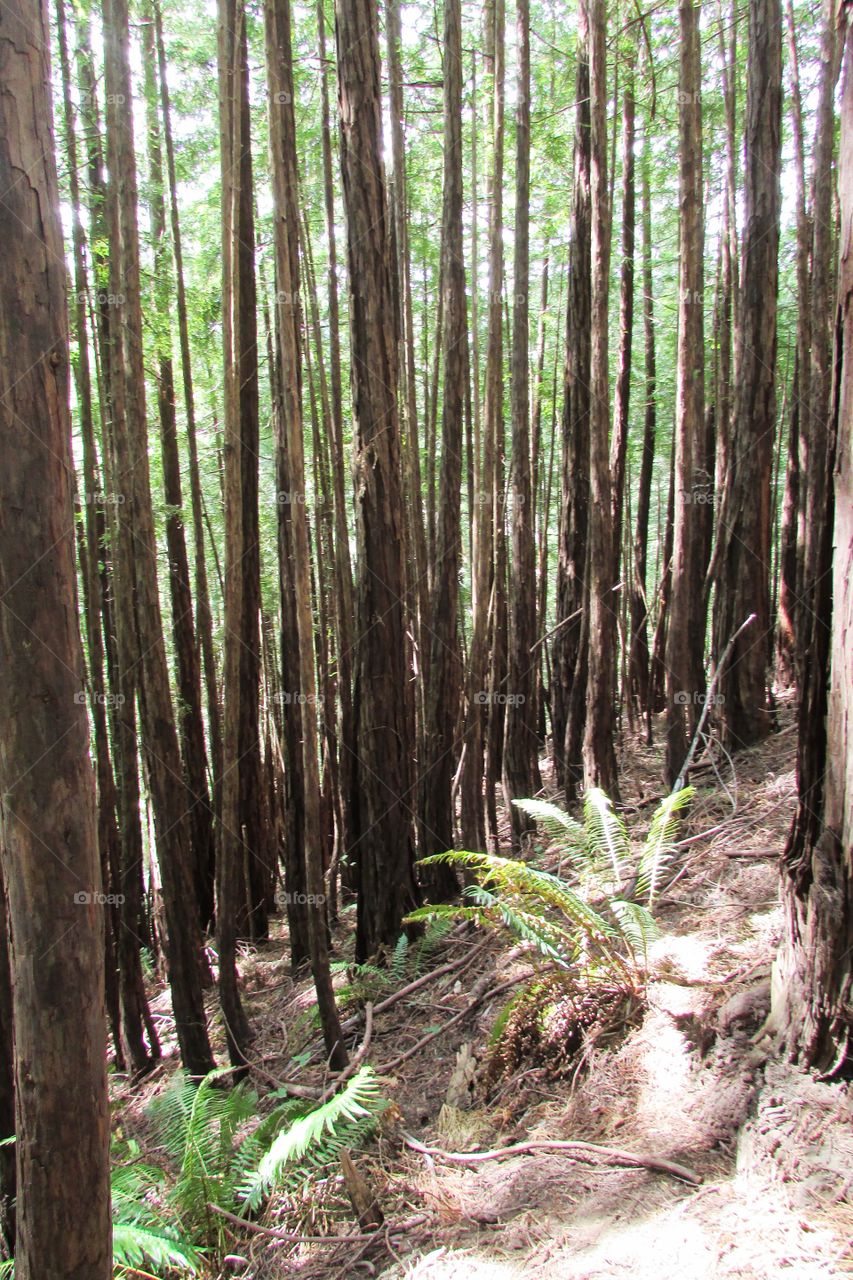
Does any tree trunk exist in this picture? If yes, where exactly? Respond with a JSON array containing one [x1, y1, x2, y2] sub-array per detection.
[[142, 11, 215, 932], [153, 0, 223, 833], [770, 9, 852, 1074], [335, 0, 419, 960], [418, 0, 468, 890], [665, 0, 706, 785], [0, 2, 112, 1266], [266, 0, 347, 1067], [708, 0, 782, 748], [0, 870, 14, 1250], [583, 0, 619, 796], [503, 0, 541, 845], [629, 123, 656, 742], [551, 15, 591, 800], [103, 0, 215, 1078]]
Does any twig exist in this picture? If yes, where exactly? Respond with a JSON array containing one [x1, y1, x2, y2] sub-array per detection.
[[402, 1134, 702, 1185], [379, 970, 535, 1072], [208, 1202, 426, 1245], [318, 1002, 374, 1103], [673, 613, 755, 792]]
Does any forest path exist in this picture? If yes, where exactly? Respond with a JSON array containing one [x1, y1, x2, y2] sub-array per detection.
[[110, 703, 852, 1279]]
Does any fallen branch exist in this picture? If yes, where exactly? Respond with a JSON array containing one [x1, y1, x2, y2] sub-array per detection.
[[319, 1002, 374, 1103], [402, 1133, 701, 1185]]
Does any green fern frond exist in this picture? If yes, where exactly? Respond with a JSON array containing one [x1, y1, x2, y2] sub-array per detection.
[[391, 933, 410, 981], [512, 797, 586, 852], [112, 1222, 201, 1275], [636, 786, 694, 905], [609, 899, 659, 965], [466, 884, 574, 965], [238, 1066, 384, 1212], [584, 788, 630, 886]]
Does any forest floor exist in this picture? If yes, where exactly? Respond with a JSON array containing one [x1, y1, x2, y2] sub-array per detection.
[[113, 699, 853, 1280]]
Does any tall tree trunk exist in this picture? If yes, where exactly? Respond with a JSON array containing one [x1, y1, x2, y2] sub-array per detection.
[[316, 0, 357, 890], [142, 12, 214, 931], [503, 0, 541, 844], [770, 9, 852, 1073], [56, 0, 128, 1071], [0, 2, 112, 1265], [217, 0, 257, 1066], [708, 0, 782, 748], [629, 123, 656, 742], [153, 0, 223, 830], [266, 0, 347, 1067], [335, 0, 419, 960], [665, 0, 706, 785], [418, 0, 468, 891], [103, 0, 215, 1078], [551, 12, 591, 800], [608, 26, 637, 593], [583, 0, 619, 796]]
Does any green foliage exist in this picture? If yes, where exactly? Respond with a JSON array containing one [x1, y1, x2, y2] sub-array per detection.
[[410, 787, 695, 988], [142, 1064, 385, 1265], [239, 1066, 384, 1211]]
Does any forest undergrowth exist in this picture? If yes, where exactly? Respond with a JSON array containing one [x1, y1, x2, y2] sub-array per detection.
[[110, 701, 853, 1280]]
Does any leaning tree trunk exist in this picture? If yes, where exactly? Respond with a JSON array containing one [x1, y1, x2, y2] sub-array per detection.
[[708, 0, 782, 748], [335, 0, 419, 960], [0, 3, 112, 1269], [665, 0, 706, 786], [770, 8, 852, 1074]]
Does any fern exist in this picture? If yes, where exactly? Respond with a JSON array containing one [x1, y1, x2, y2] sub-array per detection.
[[412, 786, 693, 992], [583, 788, 630, 888], [635, 786, 695, 905], [112, 1223, 201, 1276], [238, 1066, 384, 1211]]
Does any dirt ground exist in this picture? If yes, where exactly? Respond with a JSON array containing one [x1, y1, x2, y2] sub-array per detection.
[[114, 702, 853, 1279]]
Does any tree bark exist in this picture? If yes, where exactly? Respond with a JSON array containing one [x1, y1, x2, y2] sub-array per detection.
[[0, 3, 112, 1266], [665, 0, 706, 785], [708, 0, 782, 749], [103, 0, 215, 1077], [771, 9, 852, 1074], [551, 15, 591, 800], [335, 0, 419, 959], [265, 0, 347, 1068], [583, 0, 619, 796], [503, 0, 541, 844], [418, 0, 468, 890]]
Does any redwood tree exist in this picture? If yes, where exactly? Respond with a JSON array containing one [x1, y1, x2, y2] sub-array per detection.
[[335, 0, 419, 958], [0, 1, 111, 1268]]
